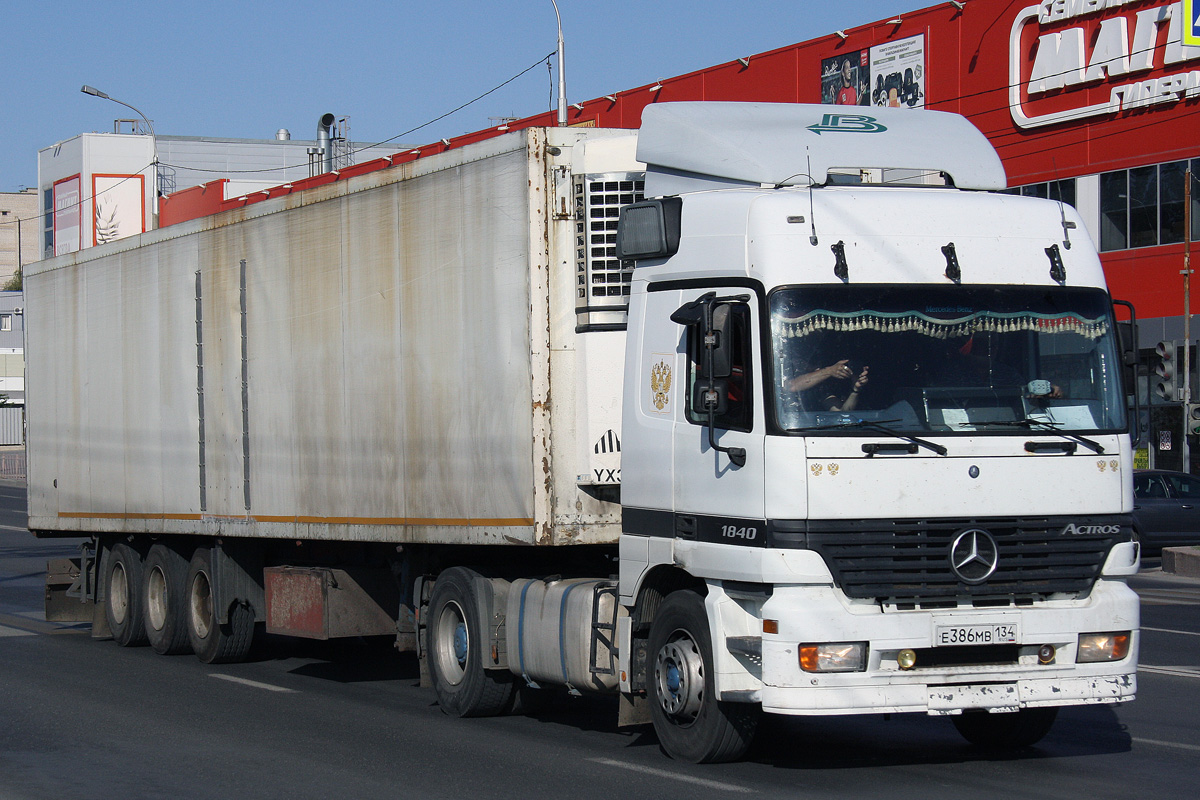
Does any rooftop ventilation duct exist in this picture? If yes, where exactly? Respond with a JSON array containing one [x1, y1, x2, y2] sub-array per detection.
[[317, 113, 335, 174]]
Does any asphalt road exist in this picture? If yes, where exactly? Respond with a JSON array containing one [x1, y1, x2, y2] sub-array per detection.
[[2, 477, 1199, 799]]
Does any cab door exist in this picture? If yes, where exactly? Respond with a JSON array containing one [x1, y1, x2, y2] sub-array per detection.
[[670, 289, 766, 546]]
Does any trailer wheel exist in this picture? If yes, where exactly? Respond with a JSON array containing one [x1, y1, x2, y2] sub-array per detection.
[[186, 547, 256, 664], [426, 567, 515, 717], [647, 590, 758, 763], [951, 707, 1058, 749], [105, 542, 148, 647], [144, 543, 193, 655]]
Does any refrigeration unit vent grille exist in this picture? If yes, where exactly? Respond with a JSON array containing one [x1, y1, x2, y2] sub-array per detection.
[[574, 172, 644, 332]]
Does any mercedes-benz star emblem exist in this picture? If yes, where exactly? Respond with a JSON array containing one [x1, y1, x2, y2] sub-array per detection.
[[949, 529, 999, 584]]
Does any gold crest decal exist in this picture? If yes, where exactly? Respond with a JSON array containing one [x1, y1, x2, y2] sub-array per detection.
[[811, 464, 823, 476], [828, 463, 839, 476], [1097, 460, 1107, 472], [1109, 460, 1119, 472], [650, 361, 673, 412]]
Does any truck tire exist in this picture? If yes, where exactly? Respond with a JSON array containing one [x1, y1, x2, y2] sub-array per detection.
[[951, 707, 1058, 749], [426, 567, 516, 717], [647, 590, 759, 763], [144, 543, 193, 655], [105, 542, 148, 647], [186, 547, 256, 664]]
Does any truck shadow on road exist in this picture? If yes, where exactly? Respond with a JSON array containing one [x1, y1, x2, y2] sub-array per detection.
[[742, 705, 1132, 768], [506, 693, 1134, 766], [263, 635, 421, 684]]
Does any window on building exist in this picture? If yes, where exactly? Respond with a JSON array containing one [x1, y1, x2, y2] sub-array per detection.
[[1099, 158, 1200, 252], [0, 315, 10, 332], [43, 188, 53, 255], [999, 179, 1077, 206]]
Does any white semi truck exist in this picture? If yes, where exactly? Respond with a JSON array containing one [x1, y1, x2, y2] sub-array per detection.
[[30, 102, 1140, 763]]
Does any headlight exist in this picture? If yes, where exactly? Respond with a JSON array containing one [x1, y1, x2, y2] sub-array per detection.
[[799, 642, 868, 672], [1076, 632, 1131, 663]]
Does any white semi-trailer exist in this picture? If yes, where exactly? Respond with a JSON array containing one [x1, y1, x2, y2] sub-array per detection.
[[29, 103, 1140, 763]]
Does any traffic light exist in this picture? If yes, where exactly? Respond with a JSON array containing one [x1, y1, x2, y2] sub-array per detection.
[[1156, 340, 1180, 401], [1189, 404, 1200, 435]]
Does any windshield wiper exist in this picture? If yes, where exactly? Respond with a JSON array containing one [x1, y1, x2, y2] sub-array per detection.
[[790, 418, 948, 456], [964, 418, 1105, 454]]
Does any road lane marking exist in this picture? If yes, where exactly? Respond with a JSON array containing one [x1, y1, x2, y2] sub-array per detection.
[[1142, 626, 1200, 637], [0, 624, 35, 637], [0, 611, 87, 635], [1133, 737, 1200, 753], [589, 758, 753, 793], [1139, 665, 1200, 679], [210, 674, 297, 693], [0, 523, 30, 531]]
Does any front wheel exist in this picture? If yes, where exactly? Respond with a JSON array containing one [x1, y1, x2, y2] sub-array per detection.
[[647, 590, 759, 763], [426, 567, 515, 717], [952, 707, 1058, 749]]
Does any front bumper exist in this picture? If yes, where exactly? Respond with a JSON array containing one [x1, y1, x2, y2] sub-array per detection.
[[754, 579, 1139, 716]]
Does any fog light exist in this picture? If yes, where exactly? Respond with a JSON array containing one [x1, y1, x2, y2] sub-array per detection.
[[897, 649, 917, 670], [1077, 632, 1131, 663], [1037, 644, 1056, 665], [799, 642, 868, 673]]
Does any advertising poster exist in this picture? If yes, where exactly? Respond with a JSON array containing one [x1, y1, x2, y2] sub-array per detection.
[[53, 175, 80, 256], [821, 50, 870, 106], [869, 34, 925, 108], [92, 174, 146, 245]]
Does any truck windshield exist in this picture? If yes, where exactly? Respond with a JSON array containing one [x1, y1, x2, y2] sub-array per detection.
[[769, 285, 1126, 435]]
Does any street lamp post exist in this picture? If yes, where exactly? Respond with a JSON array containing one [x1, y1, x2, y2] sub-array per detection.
[[80, 85, 159, 223], [551, 1, 567, 126]]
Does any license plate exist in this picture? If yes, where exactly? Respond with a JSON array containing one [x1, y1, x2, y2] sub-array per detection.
[[934, 623, 1019, 646]]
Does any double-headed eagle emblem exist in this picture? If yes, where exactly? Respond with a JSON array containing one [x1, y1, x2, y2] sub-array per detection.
[[650, 361, 672, 411]]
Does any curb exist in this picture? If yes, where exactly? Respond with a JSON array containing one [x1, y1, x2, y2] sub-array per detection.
[[1161, 546, 1200, 578]]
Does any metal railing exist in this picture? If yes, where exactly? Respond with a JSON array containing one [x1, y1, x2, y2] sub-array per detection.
[[0, 450, 26, 479]]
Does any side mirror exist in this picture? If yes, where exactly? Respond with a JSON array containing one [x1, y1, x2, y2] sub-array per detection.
[[707, 304, 734, 379], [1115, 319, 1138, 367], [672, 295, 733, 379]]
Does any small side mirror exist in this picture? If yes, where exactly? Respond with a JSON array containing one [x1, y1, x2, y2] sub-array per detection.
[[693, 379, 730, 416]]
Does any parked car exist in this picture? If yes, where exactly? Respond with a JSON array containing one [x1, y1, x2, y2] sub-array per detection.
[[1132, 469, 1200, 555]]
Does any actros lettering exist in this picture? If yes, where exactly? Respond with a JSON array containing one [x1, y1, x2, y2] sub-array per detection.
[[1062, 523, 1122, 535]]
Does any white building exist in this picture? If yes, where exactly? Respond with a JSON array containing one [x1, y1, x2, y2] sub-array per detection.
[[37, 120, 403, 259]]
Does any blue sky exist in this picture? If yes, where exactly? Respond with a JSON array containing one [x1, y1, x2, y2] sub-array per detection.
[[2, 0, 913, 193]]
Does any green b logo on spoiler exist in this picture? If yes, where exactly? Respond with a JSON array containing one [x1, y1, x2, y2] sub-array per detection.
[[806, 114, 888, 135]]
